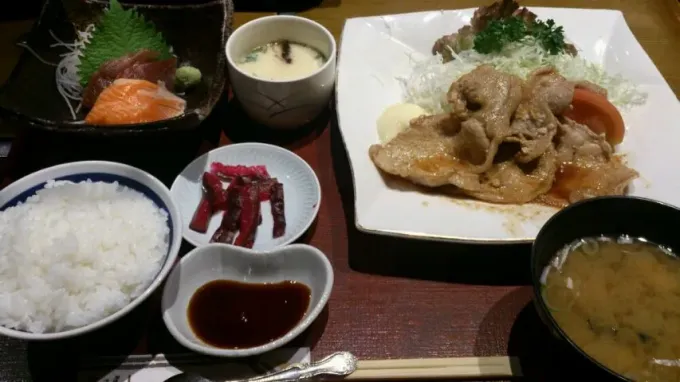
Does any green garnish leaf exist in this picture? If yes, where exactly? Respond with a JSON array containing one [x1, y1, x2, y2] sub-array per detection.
[[78, 0, 172, 87], [252, 45, 268, 54], [473, 17, 527, 54], [473, 16, 567, 55], [241, 45, 267, 63], [244, 53, 259, 63], [530, 19, 567, 55]]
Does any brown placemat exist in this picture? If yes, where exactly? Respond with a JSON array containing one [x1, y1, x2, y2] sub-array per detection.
[[0, 98, 623, 382]]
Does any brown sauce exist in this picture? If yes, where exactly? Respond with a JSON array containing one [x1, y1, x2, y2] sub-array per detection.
[[548, 162, 589, 201], [548, 156, 628, 202], [414, 155, 464, 174], [187, 280, 311, 349], [537, 162, 595, 208]]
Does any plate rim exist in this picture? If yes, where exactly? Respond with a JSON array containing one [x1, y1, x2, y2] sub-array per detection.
[[170, 142, 322, 250], [335, 7, 670, 244]]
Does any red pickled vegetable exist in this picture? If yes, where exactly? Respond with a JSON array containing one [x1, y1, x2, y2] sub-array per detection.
[[228, 176, 246, 191], [195, 165, 286, 245], [202, 172, 227, 210], [270, 182, 286, 238], [210, 163, 270, 181], [189, 196, 212, 233], [210, 178, 244, 244], [234, 186, 260, 248], [255, 178, 278, 201]]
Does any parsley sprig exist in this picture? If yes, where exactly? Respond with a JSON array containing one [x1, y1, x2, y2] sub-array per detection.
[[473, 16, 567, 55], [531, 19, 567, 54], [77, 0, 172, 87]]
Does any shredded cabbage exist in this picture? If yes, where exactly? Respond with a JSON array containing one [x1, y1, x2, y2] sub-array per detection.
[[400, 38, 648, 114]]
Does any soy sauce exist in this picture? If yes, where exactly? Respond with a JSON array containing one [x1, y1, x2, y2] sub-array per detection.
[[187, 280, 311, 349]]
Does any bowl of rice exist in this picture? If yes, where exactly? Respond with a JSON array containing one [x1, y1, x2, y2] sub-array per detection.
[[0, 161, 182, 340]]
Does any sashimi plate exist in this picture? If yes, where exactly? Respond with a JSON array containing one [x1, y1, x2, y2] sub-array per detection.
[[335, 8, 680, 243]]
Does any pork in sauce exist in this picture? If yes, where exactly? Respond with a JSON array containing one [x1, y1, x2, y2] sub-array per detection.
[[369, 65, 637, 206]]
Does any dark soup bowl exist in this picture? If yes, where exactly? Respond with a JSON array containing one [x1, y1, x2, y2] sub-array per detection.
[[531, 196, 680, 382], [0, 0, 233, 136]]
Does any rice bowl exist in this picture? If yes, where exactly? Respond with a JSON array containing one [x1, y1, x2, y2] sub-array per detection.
[[0, 161, 182, 340]]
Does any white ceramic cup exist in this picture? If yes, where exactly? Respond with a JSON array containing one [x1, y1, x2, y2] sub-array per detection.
[[226, 15, 337, 129]]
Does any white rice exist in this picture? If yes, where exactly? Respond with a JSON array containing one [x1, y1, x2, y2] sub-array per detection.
[[0, 179, 169, 333]]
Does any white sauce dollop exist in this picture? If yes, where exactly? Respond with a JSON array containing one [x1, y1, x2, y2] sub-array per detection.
[[376, 103, 429, 144]]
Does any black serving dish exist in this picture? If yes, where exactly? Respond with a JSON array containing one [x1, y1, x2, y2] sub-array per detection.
[[0, 0, 233, 136], [531, 196, 680, 382]]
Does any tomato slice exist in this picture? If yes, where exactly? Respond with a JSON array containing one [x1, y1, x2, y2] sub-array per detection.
[[563, 88, 625, 145]]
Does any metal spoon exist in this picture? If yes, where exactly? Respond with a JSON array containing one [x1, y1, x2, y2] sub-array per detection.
[[165, 351, 358, 382]]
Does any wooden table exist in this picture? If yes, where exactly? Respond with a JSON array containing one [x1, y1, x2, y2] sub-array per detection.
[[0, 1, 678, 381]]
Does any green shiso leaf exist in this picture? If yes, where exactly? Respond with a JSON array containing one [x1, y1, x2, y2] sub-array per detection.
[[77, 0, 172, 87]]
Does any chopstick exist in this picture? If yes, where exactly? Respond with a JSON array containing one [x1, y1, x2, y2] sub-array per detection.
[[345, 356, 521, 380]]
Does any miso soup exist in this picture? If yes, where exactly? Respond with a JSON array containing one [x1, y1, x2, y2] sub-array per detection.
[[541, 237, 680, 381]]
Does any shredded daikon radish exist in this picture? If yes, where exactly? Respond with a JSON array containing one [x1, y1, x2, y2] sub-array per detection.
[[17, 26, 94, 120], [15, 43, 57, 67], [51, 25, 95, 120], [400, 38, 648, 114]]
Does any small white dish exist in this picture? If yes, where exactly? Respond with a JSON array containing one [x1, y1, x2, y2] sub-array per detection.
[[170, 143, 321, 250], [226, 15, 337, 129], [161, 243, 333, 357], [336, 8, 680, 243], [0, 161, 182, 341]]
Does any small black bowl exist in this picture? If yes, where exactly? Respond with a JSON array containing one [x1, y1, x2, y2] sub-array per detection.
[[0, 0, 233, 136], [531, 196, 680, 382]]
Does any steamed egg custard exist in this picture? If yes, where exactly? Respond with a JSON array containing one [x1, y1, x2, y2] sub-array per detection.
[[541, 237, 680, 381], [237, 40, 326, 81], [376, 103, 429, 143]]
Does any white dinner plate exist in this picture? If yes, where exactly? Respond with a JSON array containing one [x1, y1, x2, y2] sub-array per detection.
[[170, 143, 321, 250], [336, 8, 680, 243]]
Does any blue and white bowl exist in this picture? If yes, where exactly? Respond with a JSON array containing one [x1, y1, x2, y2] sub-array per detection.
[[0, 161, 182, 341]]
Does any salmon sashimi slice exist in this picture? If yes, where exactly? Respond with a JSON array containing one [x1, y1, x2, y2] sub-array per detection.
[[85, 78, 186, 125]]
